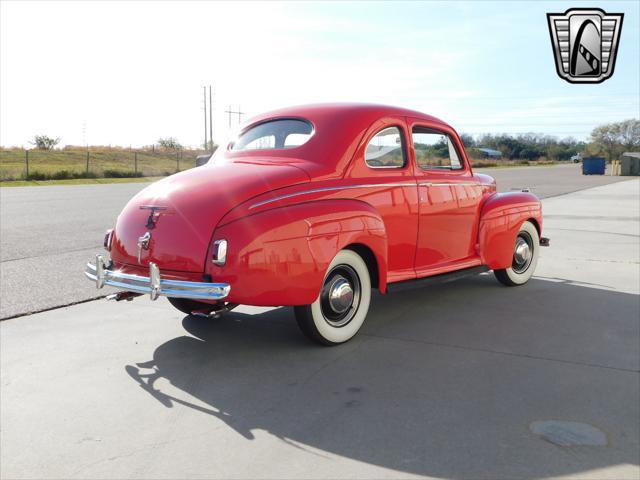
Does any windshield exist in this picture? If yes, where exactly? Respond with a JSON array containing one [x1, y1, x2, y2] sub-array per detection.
[[231, 119, 313, 151]]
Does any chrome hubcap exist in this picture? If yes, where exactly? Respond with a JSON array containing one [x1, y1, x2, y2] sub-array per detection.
[[328, 277, 354, 314], [512, 233, 534, 274], [320, 265, 361, 327]]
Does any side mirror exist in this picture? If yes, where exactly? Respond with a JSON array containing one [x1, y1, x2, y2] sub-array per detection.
[[195, 154, 212, 167]]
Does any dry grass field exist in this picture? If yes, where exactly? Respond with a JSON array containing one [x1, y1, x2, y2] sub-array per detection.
[[0, 146, 560, 185], [0, 147, 208, 181]]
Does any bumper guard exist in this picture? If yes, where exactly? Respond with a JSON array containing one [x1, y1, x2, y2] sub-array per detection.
[[85, 255, 230, 301]]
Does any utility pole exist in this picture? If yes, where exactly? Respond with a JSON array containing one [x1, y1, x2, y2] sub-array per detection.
[[225, 106, 245, 128], [208, 85, 213, 151], [203, 86, 208, 150]]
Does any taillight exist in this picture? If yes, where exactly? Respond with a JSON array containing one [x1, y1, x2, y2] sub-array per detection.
[[103, 229, 114, 251], [212, 239, 227, 266]]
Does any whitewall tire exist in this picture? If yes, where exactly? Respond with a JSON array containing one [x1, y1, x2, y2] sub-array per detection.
[[294, 249, 372, 345], [494, 220, 540, 286]]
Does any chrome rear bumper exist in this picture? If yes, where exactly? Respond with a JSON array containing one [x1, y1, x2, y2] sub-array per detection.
[[85, 255, 230, 301]]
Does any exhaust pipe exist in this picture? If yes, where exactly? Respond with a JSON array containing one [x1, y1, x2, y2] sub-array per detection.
[[106, 291, 143, 302]]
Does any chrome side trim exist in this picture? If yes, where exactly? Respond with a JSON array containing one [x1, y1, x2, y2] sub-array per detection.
[[418, 182, 483, 187], [366, 165, 406, 169], [249, 182, 417, 209], [85, 255, 230, 301]]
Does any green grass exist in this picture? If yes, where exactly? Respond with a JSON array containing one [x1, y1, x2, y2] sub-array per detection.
[[0, 147, 205, 181], [0, 176, 165, 188], [0, 147, 563, 186]]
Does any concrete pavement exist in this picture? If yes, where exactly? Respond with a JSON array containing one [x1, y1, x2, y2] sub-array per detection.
[[1, 179, 638, 479], [0, 182, 148, 318], [0, 163, 631, 319]]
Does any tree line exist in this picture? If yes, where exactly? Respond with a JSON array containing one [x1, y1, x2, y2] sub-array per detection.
[[461, 119, 639, 161]]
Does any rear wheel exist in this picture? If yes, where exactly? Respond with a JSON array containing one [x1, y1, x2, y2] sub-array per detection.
[[494, 220, 540, 286], [294, 249, 372, 346]]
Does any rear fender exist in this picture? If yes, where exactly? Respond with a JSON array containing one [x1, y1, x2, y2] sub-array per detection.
[[478, 192, 542, 269], [207, 200, 387, 306]]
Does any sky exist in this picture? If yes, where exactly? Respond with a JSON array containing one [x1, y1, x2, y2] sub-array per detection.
[[1, 0, 638, 148]]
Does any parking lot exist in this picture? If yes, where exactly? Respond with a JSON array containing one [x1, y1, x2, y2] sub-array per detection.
[[1, 168, 639, 479]]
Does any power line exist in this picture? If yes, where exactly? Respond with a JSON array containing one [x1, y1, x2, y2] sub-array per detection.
[[225, 106, 245, 128]]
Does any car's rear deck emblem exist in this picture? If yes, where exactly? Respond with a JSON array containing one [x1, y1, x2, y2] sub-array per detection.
[[139, 205, 168, 229]]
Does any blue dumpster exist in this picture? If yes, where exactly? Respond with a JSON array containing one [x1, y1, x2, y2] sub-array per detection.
[[582, 157, 606, 175]]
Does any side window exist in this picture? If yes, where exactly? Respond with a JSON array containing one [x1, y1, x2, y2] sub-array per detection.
[[365, 126, 406, 168], [413, 128, 462, 170]]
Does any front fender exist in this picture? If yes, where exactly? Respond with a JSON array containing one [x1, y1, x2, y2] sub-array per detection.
[[207, 200, 387, 306], [478, 192, 542, 269]]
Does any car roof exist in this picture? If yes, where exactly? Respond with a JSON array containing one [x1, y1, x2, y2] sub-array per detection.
[[228, 103, 453, 179], [246, 103, 450, 129]]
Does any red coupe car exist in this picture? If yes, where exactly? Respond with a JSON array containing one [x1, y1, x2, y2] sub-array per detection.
[[86, 104, 547, 345]]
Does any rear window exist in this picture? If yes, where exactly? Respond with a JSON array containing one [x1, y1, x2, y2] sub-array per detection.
[[231, 119, 313, 151]]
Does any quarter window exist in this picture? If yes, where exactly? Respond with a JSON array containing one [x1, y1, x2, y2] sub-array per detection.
[[413, 128, 462, 170], [365, 126, 406, 168]]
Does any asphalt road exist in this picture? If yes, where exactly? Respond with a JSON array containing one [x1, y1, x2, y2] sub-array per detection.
[[0, 163, 630, 319], [1, 179, 638, 479]]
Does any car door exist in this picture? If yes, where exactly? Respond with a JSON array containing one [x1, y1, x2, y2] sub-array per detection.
[[408, 118, 483, 275], [344, 117, 419, 283]]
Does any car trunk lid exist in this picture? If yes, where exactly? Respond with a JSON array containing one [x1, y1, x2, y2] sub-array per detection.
[[110, 161, 309, 272]]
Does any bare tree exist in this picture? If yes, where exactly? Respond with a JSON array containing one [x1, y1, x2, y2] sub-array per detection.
[[590, 119, 640, 160], [591, 123, 622, 161], [618, 119, 640, 151]]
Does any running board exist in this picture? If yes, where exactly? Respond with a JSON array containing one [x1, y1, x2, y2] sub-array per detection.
[[387, 265, 489, 293]]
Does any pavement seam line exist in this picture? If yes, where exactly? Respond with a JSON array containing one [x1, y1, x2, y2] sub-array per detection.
[[0, 295, 107, 321], [1, 245, 102, 263], [362, 333, 640, 373]]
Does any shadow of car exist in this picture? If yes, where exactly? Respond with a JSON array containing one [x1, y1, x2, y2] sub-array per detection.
[[125, 275, 639, 478]]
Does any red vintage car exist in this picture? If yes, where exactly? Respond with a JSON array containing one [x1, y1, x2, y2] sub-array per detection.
[[86, 104, 548, 345]]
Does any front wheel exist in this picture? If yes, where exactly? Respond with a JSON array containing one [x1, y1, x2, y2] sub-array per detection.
[[494, 220, 540, 286], [294, 249, 372, 346]]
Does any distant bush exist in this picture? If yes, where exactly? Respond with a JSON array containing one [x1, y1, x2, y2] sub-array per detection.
[[24, 170, 98, 181], [30, 135, 60, 150], [470, 160, 498, 168], [102, 169, 143, 178], [21, 169, 146, 180], [158, 137, 182, 150]]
